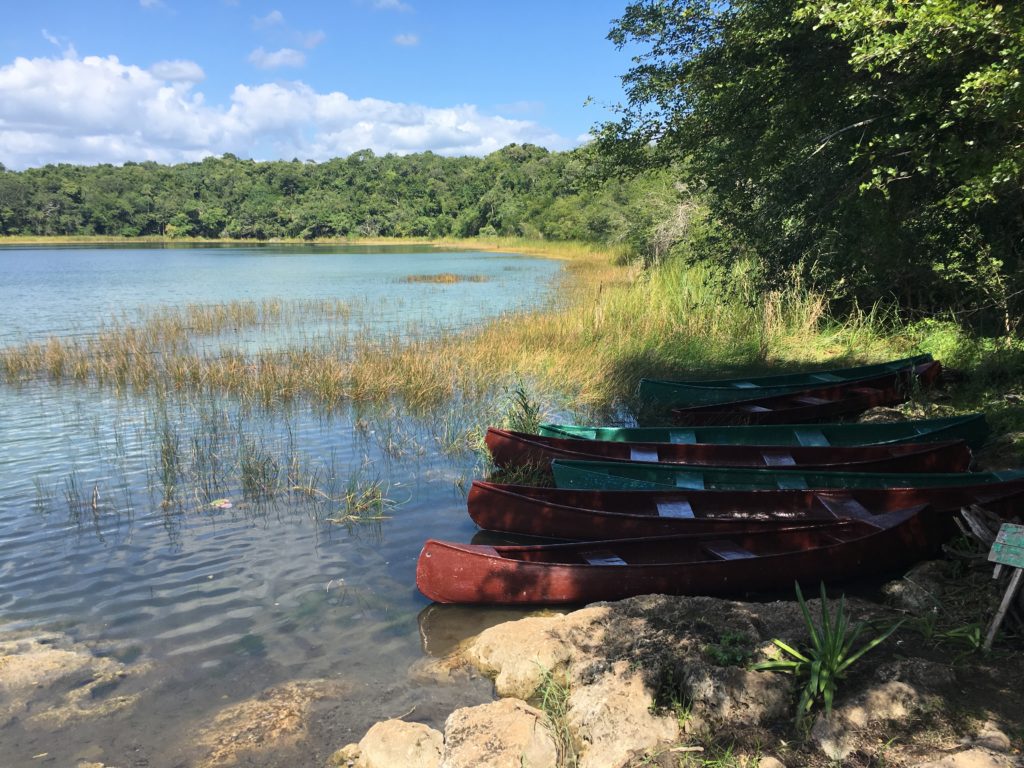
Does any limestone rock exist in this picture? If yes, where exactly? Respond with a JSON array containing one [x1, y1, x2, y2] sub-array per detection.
[[328, 743, 361, 767], [442, 698, 558, 768], [757, 758, 787, 768], [911, 747, 1024, 767], [812, 681, 920, 761], [462, 607, 609, 699], [356, 719, 442, 768], [567, 660, 679, 768], [685, 662, 791, 728]]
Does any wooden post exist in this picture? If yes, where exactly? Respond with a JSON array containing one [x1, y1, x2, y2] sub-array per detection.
[[983, 523, 1024, 651]]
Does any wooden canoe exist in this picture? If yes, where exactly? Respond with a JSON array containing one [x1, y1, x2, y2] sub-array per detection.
[[669, 361, 941, 425], [484, 427, 972, 473], [417, 507, 937, 605], [638, 354, 933, 407], [467, 480, 1024, 540], [549, 459, 1024, 492], [537, 413, 990, 449]]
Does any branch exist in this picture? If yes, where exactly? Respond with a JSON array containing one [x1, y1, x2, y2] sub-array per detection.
[[809, 117, 881, 158]]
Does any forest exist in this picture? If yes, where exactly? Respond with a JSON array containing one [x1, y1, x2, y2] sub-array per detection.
[[1, 0, 1021, 335]]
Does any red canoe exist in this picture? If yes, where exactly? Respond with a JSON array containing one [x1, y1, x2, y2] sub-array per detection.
[[466, 480, 1024, 540], [670, 361, 941, 425], [484, 427, 972, 473], [417, 507, 936, 605]]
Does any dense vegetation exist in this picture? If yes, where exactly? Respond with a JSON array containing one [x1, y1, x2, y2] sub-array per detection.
[[0, 146, 684, 261], [598, 0, 1024, 334]]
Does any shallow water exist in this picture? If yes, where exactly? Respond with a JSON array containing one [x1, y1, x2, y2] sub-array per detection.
[[0, 245, 559, 766]]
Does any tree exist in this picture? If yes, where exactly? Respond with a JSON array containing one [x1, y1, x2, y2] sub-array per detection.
[[599, 0, 1024, 331]]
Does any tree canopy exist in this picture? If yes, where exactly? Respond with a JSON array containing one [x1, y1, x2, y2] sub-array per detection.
[[598, 0, 1024, 332]]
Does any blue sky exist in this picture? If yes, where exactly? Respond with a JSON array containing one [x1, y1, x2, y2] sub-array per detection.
[[0, 0, 637, 169]]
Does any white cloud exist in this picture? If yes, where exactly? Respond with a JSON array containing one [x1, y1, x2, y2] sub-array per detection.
[[301, 30, 326, 49], [41, 29, 77, 59], [253, 10, 284, 28], [372, 0, 412, 11], [248, 47, 306, 69], [0, 53, 575, 169], [140, 0, 164, 7], [393, 33, 418, 47], [150, 59, 205, 82]]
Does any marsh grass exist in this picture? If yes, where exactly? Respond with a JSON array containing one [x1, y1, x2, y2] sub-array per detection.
[[399, 273, 489, 284], [533, 666, 577, 767], [2, 241, 911, 434]]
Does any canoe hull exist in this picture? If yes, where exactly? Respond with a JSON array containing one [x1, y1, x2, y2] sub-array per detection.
[[467, 480, 1024, 539], [417, 510, 937, 605], [668, 361, 941, 425], [537, 414, 990, 449], [484, 428, 972, 473]]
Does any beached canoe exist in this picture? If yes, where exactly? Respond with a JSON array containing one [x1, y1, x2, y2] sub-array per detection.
[[537, 414, 990, 449], [417, 507, 936, 604], [467, 480, 1024, 540], [669, 361, 941, 425], [484, 427, 972, 473], [637, 354, 933, 407], [549, 459, 1024, 492]]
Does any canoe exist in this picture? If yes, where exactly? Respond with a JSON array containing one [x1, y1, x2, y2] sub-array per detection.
[[638, 354, 933, 407], [670, 361, 941, 425], [484, 427, 973, 473], [537, 413, 990, 449], [417, 507, 936, 605], [467, 480, 1024, 540], [550, 459, 1024, 492]]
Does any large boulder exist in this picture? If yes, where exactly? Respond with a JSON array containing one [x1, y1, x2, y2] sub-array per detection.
[[567, 659, 679, 768], [356, 719, 442, 768], [441, 698, 558, 768]]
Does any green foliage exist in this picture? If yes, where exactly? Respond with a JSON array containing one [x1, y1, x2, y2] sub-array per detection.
[[753, 583, 903, 726], [600, 0, 1024, 331], [704, 631, 754, 668]]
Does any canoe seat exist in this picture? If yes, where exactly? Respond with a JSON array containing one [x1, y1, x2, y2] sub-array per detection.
[[762, 450, 797, 467], [740, 404, 774, 413], [793, 395, 831, 405], [775, 475, 808, 490], [630, 447, 660, 462], [657, 500, 695, 518], [814, 494, 872, 519], [702, 540, 756, 560], [794, 428, 830, 446], [579, 549, 628, 566], [675, 475, 706, 490], [669, 430, 697, 444]]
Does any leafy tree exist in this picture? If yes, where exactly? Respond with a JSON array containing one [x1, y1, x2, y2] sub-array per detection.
[[599, 0, 1024, 331]]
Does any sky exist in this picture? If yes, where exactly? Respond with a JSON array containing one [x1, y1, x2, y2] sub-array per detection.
[[0, 0, 638, 170]]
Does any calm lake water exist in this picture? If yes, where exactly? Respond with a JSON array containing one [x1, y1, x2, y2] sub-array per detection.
[[0, 245, 562, 766]]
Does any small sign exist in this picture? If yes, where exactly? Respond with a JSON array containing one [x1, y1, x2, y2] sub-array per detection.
[[988, 523, 1024, 569]]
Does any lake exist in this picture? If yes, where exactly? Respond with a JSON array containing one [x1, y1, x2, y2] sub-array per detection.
[[0, 244, 562, 766]]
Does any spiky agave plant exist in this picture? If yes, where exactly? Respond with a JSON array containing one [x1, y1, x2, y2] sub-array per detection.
[[754, 582, 903, 726]]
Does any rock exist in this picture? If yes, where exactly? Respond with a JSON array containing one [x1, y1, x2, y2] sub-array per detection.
[[757, 758, 787, 768], [442, 698, 558, 768], [0, 632, 147, 727], [883, 560, 948, 615], [685, 662, 791, 728], [356, 720, 442, 768], [970, 722, 1013, 754], [567, 660, 679, 768], [327, 743, 361, 767], [196, 679, 347, 767], [462, 606, 608, 699], [812, 680, 920, 761], [910, 747, 1023, 767]]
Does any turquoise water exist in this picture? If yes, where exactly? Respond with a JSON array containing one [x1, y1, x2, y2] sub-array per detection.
[[0, 245, 558, 766]]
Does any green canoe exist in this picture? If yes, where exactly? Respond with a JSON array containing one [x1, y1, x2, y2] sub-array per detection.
[[538, 414, 989, 449], [637, 354, 933, 407], [550, 459, 1024, 492]]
